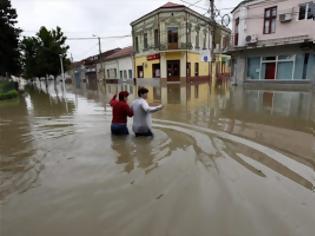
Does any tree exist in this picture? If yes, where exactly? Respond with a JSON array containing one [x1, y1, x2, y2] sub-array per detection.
[[21, 26, 70, 79], [0, 0, 21, 76], [20, 36, 39, 79]]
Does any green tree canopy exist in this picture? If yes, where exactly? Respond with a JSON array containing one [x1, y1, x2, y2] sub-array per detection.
[[21, 26, 70, 79], [0, 0, 21, 76]]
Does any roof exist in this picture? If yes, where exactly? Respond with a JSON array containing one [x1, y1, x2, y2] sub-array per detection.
[[131, 2, 188, 26], [160, 2, 185, 9], [83, 48, 121, 65], [105, 46, 134, 60], [231, 0, 256, 13], [100, 48, 121, 61]]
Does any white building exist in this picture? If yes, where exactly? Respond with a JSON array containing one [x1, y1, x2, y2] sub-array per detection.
[[97, 46, 134, 82], [229, 0, 315, 86]]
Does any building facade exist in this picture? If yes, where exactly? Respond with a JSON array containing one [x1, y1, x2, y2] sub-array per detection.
[[131, 2, 231, 82], [229, 0, 315, 85], [97, 46, 134, 82]]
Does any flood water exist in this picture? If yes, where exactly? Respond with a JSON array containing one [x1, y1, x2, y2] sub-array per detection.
[[1, 80, 315, 236]]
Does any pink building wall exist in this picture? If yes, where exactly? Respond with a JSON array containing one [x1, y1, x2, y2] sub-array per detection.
[[232, 0, 315, 47]]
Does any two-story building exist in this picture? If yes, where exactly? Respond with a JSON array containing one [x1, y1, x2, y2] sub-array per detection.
[[131, 2, 231, 82], [229, 0, 315, 86]]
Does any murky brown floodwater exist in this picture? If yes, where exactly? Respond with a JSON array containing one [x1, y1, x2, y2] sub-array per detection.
[[0, 80, 314, 236]]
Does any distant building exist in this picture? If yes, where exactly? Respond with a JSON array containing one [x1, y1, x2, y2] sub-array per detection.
[[70, 48, 120, 85], [97, 46, 134, 83], [130, 2, 231, 82], [229, 0, 315, 85]]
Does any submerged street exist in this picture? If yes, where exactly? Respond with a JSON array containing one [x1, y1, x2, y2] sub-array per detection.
[[1, 80, 315, 236]]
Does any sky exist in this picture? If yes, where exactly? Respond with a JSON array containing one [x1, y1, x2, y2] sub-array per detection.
[[12, 0, 241, 61]]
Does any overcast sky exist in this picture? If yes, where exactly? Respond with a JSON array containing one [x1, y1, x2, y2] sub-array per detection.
[[12, 0, 240, 61]]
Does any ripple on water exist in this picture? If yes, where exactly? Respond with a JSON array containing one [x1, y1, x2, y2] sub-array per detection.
[[151, 118, 315, 192]]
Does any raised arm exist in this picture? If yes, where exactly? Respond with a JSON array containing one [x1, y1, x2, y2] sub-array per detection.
[[141, 100, 163, 113], [109, 94, 118, 107]]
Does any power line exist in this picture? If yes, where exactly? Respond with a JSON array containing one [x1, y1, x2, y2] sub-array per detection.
[[67, 35, 131, 40], [179, 0, 209, 11]]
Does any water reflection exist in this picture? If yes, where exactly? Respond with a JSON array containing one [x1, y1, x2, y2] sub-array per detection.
[[1, 79, 315, 236], [0, 96, 38, 201]]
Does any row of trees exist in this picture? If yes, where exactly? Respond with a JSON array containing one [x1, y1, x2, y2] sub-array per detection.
[[0, 0, 70, 79]]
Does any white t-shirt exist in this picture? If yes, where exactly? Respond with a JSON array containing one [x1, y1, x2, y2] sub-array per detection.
[[131, 98, 162, 133]]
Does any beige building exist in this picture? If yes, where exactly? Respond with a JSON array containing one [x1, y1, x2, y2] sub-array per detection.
[[131, 2, 231, 82]]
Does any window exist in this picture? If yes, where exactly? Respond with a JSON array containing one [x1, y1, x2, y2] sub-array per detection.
[[247, 57, 261, 80], [299, 3, 314, 20], [114, 69, 117, 78], [128, 69, 132, 79], [195, 31, 200, 49], [154, 29, 159, 48], [137, 66, 143, 78], [234, 18, 239, 46], [264, 6, 277, 34], [277, 61, 293, 80], [203, 31, 207, 49], [186, 62, 191, 77], [187, 25, 191, 45], [247, 55, 296, 80], [194, 63, 199, 76], [168, 27, 178, 49], [120, 70, 123, 79], [124, 70, 127, 79], [135, 37, 139, 52], [107, 69, 110, 78], [144, 33, 148, 49]]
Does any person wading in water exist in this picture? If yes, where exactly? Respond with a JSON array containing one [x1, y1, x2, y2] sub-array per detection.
[[131, 87, 163, 137], [110, 91, 133, 135]]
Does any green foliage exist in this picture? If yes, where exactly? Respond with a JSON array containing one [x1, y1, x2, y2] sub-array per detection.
[[0, 81, 15, 92], [0, 89, 18, 100], [21, 26, 70, 79], [0, 81, 18, 100], [0, 0, 22, 76]]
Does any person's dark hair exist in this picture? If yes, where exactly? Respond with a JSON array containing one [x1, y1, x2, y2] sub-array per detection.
[[118, 91, 129, 101], [138, 87, 149, 97]]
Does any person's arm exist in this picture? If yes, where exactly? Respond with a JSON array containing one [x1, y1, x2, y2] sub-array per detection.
[[109, 94, 117, 107], [126, 104, 134, 117], [141, 100, 163, 113]]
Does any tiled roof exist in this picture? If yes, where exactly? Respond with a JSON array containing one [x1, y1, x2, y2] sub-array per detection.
[[160, 2, 185, 9], [100, 48, 121, 60], [105, 46, 134, 60], [130, 2, 186, 26]]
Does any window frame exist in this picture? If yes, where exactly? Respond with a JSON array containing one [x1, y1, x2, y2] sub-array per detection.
[[263, 6, 277, 34], [299, 2, 314, 20], [144, 33, 148, 50], [154, 29, 159, 48]]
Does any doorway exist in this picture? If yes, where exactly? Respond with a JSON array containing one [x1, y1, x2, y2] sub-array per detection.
[[137, 65, 144, 78], [265, 63, 276, 80], [167, 60, 180, 81], [152, 64, 160, 78]]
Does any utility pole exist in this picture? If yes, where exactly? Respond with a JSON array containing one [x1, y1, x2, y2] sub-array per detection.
[[96, 36, 106, 84], [209, 0, 215, 83], [59, 54, 66, 92]]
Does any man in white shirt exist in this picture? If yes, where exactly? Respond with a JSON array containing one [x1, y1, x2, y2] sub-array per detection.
[[132, 87, 163, 137]]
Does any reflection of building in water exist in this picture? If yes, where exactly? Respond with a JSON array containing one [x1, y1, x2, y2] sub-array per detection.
[[160, 81, 212, 106], [243, 90, 314, 119]]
